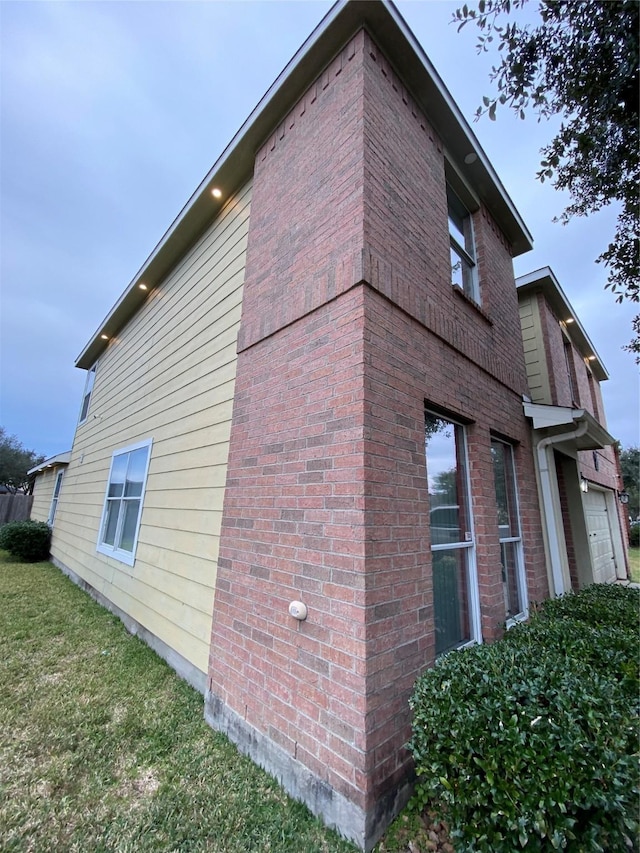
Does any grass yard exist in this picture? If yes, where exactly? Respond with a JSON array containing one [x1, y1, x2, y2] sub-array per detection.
[[0, 553, 357, 853], [4, 552, 636, 853], [628, 547, 640, 583]]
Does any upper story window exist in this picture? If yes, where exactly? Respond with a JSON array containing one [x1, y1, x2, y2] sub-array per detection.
[[447, 185, 479, 304], [97, 439, 152, 567], [78, 362, 97, 424], [425, 408, 480, 656]]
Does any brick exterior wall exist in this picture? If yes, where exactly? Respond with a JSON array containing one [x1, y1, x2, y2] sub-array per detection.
[[207, 28, 548, 848], [236, 33, 366, 354], [554, 450, 580, 589], [211, 287, 370, 793]]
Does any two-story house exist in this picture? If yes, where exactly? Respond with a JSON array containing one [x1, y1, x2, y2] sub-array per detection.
[[27, 2, 627, 850]]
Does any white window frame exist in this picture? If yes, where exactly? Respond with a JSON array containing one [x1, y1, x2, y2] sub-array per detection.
[[47, 469, 65, 526], [447, 184, 479, 304], [491, 437, 528, 625], [425, 409, 482, 655], [96, 438, 152, 567], [78, 362, 97, 424]]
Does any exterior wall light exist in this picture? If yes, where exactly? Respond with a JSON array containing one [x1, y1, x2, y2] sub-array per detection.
[[580, 476, 589, 493], [618, 491, 630, 504]]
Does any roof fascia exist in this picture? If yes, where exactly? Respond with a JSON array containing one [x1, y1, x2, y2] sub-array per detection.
[[516, 267, 608, 381], [77, 0, 532, 369], [27, 451, 72, 476], [374, 1, 532, 255]]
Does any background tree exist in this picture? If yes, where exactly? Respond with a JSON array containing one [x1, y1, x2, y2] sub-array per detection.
[[0, 428, 45, 494], [619, 446, 639, 521], [454, 0, 639, 352]]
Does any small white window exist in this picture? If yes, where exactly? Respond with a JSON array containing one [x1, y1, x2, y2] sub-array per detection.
[[79, 363, 97, 424], [425, 409, 481, 655], [97, 439, 152, 567], [447, 185, 479, 303], [47, 470, 64, 526], [491, 438, 527, 621]]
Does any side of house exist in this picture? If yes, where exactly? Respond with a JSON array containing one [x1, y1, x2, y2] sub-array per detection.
[[41, 3, 628, 852], [518, 268, 628, 593], [28, 452, 71, 526], [48, 182, 251, 691]]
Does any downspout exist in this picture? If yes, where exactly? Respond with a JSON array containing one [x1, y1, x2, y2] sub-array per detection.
[[535, 419, 589, 597]]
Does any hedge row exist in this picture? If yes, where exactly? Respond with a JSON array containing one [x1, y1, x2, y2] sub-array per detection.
[[408, 584, 639, 852]]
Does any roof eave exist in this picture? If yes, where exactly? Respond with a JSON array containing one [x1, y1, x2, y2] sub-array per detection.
[[27, 451, 72, 476]]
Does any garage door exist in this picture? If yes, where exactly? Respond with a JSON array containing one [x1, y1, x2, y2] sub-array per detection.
[[584, 489, 617, 584]]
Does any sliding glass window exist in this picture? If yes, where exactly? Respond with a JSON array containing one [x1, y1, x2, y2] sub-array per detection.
[[425, 410, 480, 655]]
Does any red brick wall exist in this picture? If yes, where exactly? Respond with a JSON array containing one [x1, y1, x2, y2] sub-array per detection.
[[237, 32, 367, 354], [554, 451, 579, 589], [360, 287, 547, 792], [208, 25, 548, 833], [211, 287, 371, 808], [361, 36, 529, 395]]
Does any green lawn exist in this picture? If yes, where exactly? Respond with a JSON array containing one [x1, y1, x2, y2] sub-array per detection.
[[0, 553, 358, 853], [629, 547, 640, 583], [6, 552, 635, 853]]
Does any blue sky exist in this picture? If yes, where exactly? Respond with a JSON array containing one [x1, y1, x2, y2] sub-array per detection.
[[1, 0, 637, 457]]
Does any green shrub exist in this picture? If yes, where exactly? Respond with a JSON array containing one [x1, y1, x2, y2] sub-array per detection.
[[629, 522, 639, 548], [0, 520, 51, 562], [529, 581, 639, 632], [407, 585, 639, 852]]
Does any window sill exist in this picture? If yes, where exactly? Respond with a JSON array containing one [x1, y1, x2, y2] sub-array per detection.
[[436, 638, 480, 659], [96, 543, 136, 567], [452, 284, 493, 325], [506, 609, 528, 629]]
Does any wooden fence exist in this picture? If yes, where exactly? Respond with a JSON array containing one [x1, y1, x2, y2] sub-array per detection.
[[0, 494, 34, 526]]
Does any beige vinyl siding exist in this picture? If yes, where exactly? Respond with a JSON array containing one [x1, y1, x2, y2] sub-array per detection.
[[51, 181, 252, 676], [519, 295, 551, 405], [30, 467, 62, 523]]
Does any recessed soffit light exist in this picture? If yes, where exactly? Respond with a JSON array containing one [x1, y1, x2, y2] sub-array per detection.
[[100, 334, 109, 340], [211, 187, 222, 199]]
